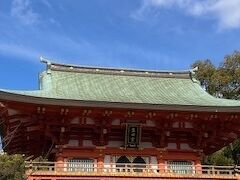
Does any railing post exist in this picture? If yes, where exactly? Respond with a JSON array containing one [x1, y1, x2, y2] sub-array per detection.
[[26, 160, 33, 176], [29, 160, 33, 171], [97, 157, 104, 173], [212, 166, 215, 175], [158, 159, 165, 174], [56, 154, 64, 172], [195, 160, 202, 174]]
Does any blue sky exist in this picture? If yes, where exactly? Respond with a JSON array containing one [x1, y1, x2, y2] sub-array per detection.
[[0, 0, 240, 90]]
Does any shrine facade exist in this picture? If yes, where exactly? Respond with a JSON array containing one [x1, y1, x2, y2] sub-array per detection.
[[0, 58, 240, 180]]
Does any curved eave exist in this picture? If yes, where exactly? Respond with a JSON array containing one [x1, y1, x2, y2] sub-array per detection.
[[0, 91, 240, 113]]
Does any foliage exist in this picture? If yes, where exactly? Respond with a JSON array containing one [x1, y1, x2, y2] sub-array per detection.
[[0, 154, 49, 180], [32, 156, 48, 162], [0, 153, 25, 180], [192, 51, 240, 100], [214, 51, 240, 99], [202, 149, 234, 166], [192, 50, 240, 165], [224, 139, 240, 164], [191, 59, 216, 94]]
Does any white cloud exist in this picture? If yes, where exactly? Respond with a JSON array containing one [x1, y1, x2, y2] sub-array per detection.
[[11, 0, 39, 25], [41, 0, 52, 9], [146, 0, 191, 8], [133, 0, 240, 30], [0, 43, 40, 61]]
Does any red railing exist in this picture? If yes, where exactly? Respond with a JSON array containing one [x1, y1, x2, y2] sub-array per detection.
[[25, 161, 240, 178]]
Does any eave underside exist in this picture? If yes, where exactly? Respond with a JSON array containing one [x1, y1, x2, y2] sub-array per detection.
[[1, 101, 240, 158], [0, 91, 240, 112]]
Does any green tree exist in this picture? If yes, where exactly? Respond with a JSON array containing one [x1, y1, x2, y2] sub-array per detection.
[[0, 153, 25, 180], [191, 51, 240, 99], [191, 59, 216, 94], [212, 51, 240, 100], [202, 149, 234, 166]]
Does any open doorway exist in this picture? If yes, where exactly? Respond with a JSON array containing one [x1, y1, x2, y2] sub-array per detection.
[[132, 156, 146, 172], [116, 156, 131, 172]]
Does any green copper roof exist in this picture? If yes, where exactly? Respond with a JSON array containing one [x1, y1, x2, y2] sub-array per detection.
[[0, 60, 240, 110]]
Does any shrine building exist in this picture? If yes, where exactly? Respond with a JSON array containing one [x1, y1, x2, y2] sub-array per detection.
[[0, 57, 240, 180]]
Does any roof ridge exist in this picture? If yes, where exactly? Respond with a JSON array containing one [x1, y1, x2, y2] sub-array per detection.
[[40, 56, 194, 78]]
